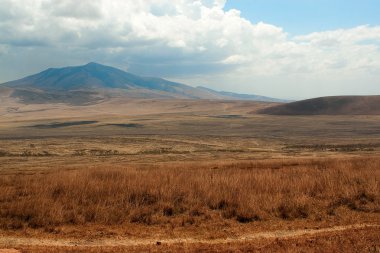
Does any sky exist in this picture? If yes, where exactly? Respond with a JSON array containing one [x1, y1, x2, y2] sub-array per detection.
[[225, 0, 380, 35], [0, 0, 379, 99]]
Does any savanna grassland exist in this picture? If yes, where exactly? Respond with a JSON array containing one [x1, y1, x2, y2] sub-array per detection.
[[1, 158, 379, 230], [0, 100, 379, 252]]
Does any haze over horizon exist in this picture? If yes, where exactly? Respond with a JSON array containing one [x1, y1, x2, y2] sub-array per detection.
[[0, 0, 379, 99]]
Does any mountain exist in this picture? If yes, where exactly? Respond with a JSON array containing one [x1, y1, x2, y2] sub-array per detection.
[[0, 62, 282, 105], [197, 86, 288, 102], [258, 96, 380, 115]]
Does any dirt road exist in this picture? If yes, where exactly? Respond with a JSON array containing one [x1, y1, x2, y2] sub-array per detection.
[[1, 223, 378, 249]]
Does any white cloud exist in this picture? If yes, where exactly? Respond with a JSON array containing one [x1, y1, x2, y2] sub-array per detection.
[[0, 0, 379, 98]]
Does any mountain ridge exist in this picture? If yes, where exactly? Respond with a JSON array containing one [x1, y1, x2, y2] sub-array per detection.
[[0, 62, 284, 105], [197, 86, 287, 103]]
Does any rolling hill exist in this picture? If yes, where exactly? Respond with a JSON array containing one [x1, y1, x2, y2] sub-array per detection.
[[258, 96, 380, 115], [0, 62, 282, 105]]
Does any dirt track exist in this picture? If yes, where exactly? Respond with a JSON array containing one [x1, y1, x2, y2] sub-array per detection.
[[1, 223, 378, 249]]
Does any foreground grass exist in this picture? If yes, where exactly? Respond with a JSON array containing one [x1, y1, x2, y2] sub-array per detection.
[[0, 157, 379, 230]]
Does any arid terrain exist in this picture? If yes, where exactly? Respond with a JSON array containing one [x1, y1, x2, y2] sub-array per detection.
[[0, 98, 379, 252], [2, 0, 380, 250]]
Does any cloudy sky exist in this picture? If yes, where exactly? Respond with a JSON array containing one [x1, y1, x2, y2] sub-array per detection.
[[0, 0, 379, 99]]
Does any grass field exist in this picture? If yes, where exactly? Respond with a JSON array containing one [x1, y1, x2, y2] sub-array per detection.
[[0, 99, 379, 252], [1, 157, 379, 230]]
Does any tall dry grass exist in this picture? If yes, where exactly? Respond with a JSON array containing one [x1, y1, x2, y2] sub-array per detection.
[[0, 157, 379, 230]]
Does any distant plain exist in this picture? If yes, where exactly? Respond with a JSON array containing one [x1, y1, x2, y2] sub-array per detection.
[[0, 97, 379, 252]]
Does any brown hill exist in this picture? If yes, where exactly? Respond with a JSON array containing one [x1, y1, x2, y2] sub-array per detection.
[[258, 96, 380, 115]]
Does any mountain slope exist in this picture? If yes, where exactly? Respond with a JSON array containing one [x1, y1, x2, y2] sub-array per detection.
[[258, 96, 380, 115], [3, 62, 206, 95], [1, 62, 283, 104], [197, 86, 288, 102]]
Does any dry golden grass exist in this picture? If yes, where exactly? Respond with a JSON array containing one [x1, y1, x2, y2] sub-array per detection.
[[0, 157, 379, 231]]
